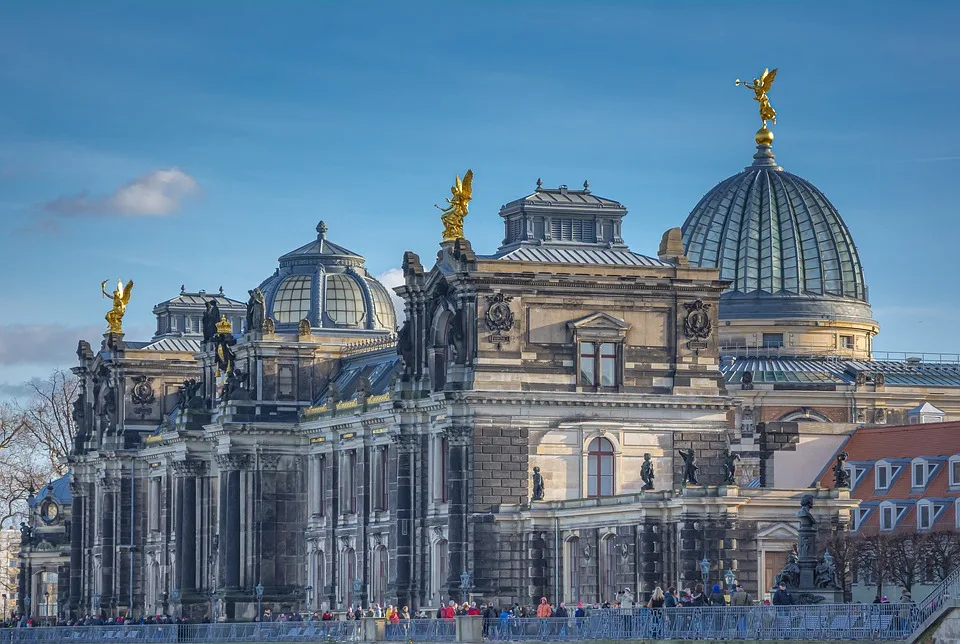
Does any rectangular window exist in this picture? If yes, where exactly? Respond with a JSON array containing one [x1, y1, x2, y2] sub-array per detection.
[[918, 504, 932, 530], [170, 316, 179, 331], [880, 505, 895, 530], [850, 508, 861, 531], [148, 478, 161, 532], [579, 343, 597, 386], [278, 365, 295, 399], [599, 343, 617, 387], [318, 456, 326, 517], [349, 451, 358, 514], [440, 437, 448, 502], [876, 465, 889, 490], [840, 335, 854, 350], [951, 461, 960, 486], [762, 333, 784, 348], [566, 539, 581, 603], [373, 447, 389, 511]]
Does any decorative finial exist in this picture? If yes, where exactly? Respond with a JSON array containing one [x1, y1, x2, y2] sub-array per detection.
[[180, 284, 186, 295], [316, 220, 328, 240], [215, 315, 232, 335], [736, 68, 779, 145], [536, 178, 543, 190], [219, 285, 224, 296], [436, 169, 474, 242], [583, 180, 590, 193]]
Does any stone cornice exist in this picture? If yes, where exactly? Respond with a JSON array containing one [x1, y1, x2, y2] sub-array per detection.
[[445, 390, 735, 411], [171, 460, 208, 477]]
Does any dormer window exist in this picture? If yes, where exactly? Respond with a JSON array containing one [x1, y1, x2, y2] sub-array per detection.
[[917, 500, 934, 530], [912, 458, 932, 488], [879, 501, 899, 530], [949, 456, 960, 487], [875, 460, 892, 490]]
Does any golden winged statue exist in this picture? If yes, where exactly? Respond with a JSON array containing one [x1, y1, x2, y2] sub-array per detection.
[[436, 169, 473, 241], [736, 68, 778, 128], [102, 279, 134, 334]]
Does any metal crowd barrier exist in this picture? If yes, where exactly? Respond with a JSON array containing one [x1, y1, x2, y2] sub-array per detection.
[[0, 605, 922, 642]]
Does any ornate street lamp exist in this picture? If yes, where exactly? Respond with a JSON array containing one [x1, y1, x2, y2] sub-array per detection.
[[92, 592, 100, 615], [255, 583, 264, 621], [699, 558, 711, 585], [24, 594, 31, 618], [724, 568, 736, 592], [304, 586, 314, 612]]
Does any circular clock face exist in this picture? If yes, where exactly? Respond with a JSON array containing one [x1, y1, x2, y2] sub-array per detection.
[[40, 501, 58, 523]]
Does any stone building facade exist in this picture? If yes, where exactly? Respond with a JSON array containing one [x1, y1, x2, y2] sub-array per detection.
[[54, 181, 857, 622]]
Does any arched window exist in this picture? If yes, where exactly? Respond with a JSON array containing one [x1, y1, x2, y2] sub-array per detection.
[[372, 546, 388, 606], [432, 539, 448, 605], [274, 276, 312, 324], [587, 438, 615, 497], [564, 537, 581, 603], [339, 547, 356, 609], [599, 535, 618, 603]]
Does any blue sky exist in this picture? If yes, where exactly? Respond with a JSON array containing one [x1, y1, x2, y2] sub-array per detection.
[[1, 1, 959, 393]]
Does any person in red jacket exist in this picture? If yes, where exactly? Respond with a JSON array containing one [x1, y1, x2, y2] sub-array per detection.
[[442, 601, 457, 619], [467, 602, 481, 616]]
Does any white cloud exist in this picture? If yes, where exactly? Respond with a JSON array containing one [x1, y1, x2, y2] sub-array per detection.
[[40, 167, 200, 218], [376, 268, 407, 322]]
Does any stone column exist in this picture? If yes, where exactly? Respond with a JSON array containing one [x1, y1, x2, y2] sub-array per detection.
[[392, 434, 417, 609], [100, 476, 119, 610], [68, 481, 84, 615], [216, 455, 247, 589], [444, 426, 472, 601], [173, 461, 205, 593], [255, 454, 282, 589]]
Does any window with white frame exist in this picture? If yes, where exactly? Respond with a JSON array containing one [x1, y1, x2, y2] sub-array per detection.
[[875, 460, 892, 490], [950, 456, 960, 486], [564, 537, 581, 604], [912, 458, 931, 488], [917, 501, 933, 530], [850, 508, 862, 531], [879, 502, 897, 530], [956, 499, 960, 530]]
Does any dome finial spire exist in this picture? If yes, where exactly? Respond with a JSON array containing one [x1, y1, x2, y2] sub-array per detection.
[[316, 220, 328, 241]]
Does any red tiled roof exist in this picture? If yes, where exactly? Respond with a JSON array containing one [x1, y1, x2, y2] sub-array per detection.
[[817, 420, 960, 532]]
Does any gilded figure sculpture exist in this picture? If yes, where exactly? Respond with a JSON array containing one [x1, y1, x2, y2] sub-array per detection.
[[736, 68, 778, 129], [101, 279, 134, 334], [436, 169, 473, 241]]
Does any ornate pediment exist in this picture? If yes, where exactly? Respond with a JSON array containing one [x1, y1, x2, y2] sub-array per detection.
[[756, 522, 799, 541], [567, 312, 631, 333]]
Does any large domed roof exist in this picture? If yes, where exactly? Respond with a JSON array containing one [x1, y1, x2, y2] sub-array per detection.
[[256, 221, 396, 333], [681, 140, 873, 323]]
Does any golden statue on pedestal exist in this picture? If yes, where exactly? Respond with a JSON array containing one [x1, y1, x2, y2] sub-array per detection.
[[102, 279, 134, 334], [436, 169, 473, 241], [736, 68, 778, 129]]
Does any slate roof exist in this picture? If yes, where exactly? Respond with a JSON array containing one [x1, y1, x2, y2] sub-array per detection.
[[489, 244, 670, 267], [310, 348, 401, 413], [28, 473, 72, 508], [501, 186, 625, 210], [722, 357, 960, 388], [129, 338, 202, 353], [158, 292, 245, 308], [814, 422, 960, 533]]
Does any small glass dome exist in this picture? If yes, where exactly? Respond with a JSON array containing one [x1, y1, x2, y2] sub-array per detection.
[[255, 221, 397, 333]]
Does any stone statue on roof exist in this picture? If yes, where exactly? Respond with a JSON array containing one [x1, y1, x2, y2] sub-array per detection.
[[246, 288, 265, 334]]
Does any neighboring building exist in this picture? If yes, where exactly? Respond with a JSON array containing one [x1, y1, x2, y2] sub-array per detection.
[[17, 475, 72, 623], [814, 421, 960, 602], [0, 527, 19, 618]]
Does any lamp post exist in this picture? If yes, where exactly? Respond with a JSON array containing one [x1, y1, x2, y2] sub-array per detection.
[[170, 588, 180, 620], [255, 583, 264, 621], [724, 568, 736, 592], [459, 571, 471, 602], [24, 595, 31, 618], [304, 586, 313, 614], [92, 592, 100, 616], [699, 558, 711, 586], [2, 593, 7, 619]]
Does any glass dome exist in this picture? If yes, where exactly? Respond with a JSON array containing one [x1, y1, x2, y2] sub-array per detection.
[[255, 221, 398, 333]]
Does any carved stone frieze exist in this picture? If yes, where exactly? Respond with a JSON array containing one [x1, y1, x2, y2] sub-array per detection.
[[442, 425, 473, 446], [259, 454, 281, 470], [171, 460, 207, 477], [390, 432, 420, 453]]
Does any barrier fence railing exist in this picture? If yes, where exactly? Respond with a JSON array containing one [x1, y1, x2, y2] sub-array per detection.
[[0, 603, 926, 642]]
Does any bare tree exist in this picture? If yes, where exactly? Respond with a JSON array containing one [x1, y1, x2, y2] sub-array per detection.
[[825, 530, 857, 602], [885, 532, 928, 596], [18, 369, 76, 473], [856, 530, 893, 601], [925, 530, 960, 582]]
